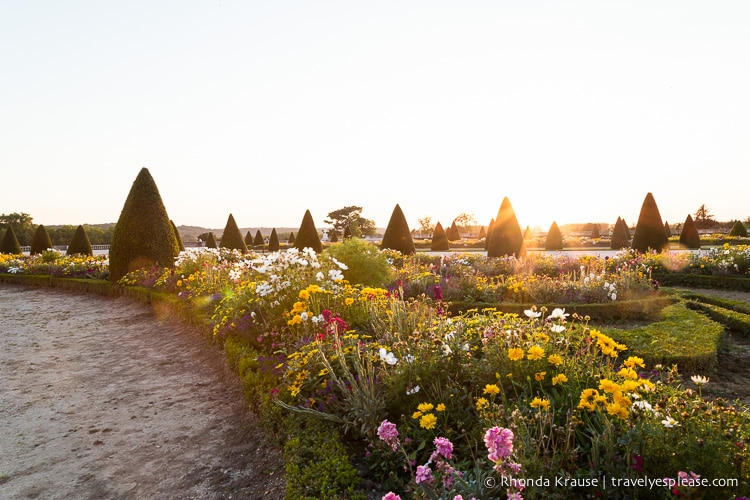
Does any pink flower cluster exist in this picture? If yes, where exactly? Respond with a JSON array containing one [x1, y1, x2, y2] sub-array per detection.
[[484, 426, 514, 462], [377, 419, 400, 451]]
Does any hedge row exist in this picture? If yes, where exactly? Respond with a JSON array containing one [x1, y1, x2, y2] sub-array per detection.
[[653, 273, 750, 291]]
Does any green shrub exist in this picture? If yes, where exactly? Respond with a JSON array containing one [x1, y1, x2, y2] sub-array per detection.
[[0, 226, 22, 254], [109, 168, 179, 282], [171, 220, 185, 252], [325, 238, 393, 287], [269, 228, 280, 252], [610, 217, 629, 250], [288, 232, 296, 245], [29, 224, 53, 255], [487, 197, 524, 258], [66, 225, 93, 256], [631, 192, 669, 253], [730, 220, 749, 237], [219, 214, 248, 253], [484, 218, 494, 250], [679, 214, 701, 249], [380, 204, 415, 255], [686, 301, 750, 336], [664, 220, 672, 237], [430, 222, 450, 251], [294, 210, 323, 253], [447, 221, 460, 241], [245, 231, 253, 246], [205, 232, 217, 249], [254, 230, 264, 246], [544, 221, 563, 250]]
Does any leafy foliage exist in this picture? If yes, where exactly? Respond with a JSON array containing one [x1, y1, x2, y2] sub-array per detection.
[[325, 237, 393, 287]]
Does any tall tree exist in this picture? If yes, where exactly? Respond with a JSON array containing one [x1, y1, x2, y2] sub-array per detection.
[[694, 204, 716, 229], [324, 206, 375, 238]]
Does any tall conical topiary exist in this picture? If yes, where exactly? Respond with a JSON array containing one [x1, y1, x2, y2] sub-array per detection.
[[631, 192, 669, 254], [679, 214, 701, 249], [288, 232, 296, 245], [268, 228, 280, 252], [729, 220, 748, 237], [664, 221, 672, 238], [294, 210, 323, 253], [380, 204, 415, 255], [205, 232, 217, 249], [484, 218, 494, 250], [245, 231, 253, 246], [610, 217, 629, 250], [430, 222, 450, 251], [329, 230, 339, 243], [29, 224, 54, 255], [343, 225, 352, 239], [447, 221, 461, 241], [544, 221, 563, 250], [171, 220, 185, 252], [478, 226, 486, 240], [109, 168, 179, 282], [487, 197, 524, 258], [253, 230, 264, 246], [66, 225, 93, 256], [590, 224, 600, 239], [220, 214, 247, 253], [0, 225, 22, 254]]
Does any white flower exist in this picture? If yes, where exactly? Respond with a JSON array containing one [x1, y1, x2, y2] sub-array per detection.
[[379, 348, 398, 365], [549, 324, 566, 333], [316, 271, 325, 281], [661, 416, 679, 428], [524, 309, 542, 318], [690, 374, 709, 386], [611, 292, 617, 301], [328, 269, 344, 281], [407, 385, 420, 395], [632, 400, 654, 412], [548, 308, 569, 320], [403, 354, 415, 364], [300, 312, 309, 321], [442, 344, 453, 356]]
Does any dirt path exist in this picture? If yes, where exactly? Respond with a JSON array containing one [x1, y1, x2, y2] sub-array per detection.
[[0, 284, 284, 500]]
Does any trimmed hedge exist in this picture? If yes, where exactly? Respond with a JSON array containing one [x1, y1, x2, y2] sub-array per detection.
[[653, 273, 750, 291], [1, 225, 23, 254], [380, 204, 415, 255], [294, 210, 323, 253], [219, 214, 248, 253], [67, 225, 94, 256], [487, 197, 524, 258], [631, 192, 669, 253], [544, 221, 563, 250], [268, 228, 280, 252], [679, 214, 701, 249], [29, 224, 53, 255], [430, 222, 450, 251]]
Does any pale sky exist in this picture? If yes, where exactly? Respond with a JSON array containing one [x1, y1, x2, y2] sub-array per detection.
[[2, 1, 749, 232]]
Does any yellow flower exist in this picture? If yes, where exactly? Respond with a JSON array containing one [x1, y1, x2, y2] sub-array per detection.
[[417, 402, 434, 413], [436, 403, 446, 412], [344, 297, 355, 306], [412, 411, 423, 419], [577, 389, 601, 411], [475, 397, 489, 411], [298, 289, 310, 300], [623, 356, 645, 369], [318, 368, 329, 377], [287, 315, 302, 326], [508, 348, 525, 361], [483, 384, 501, 395], [617, 367, 638, 380], [547, 354, 563, 366], [599, 379, 620, 394], [552, 374, 568, 385], [530, 397, 551, 411], [419, 413, 438, 430], [621, 379, 640, 392], [527, 345, 545, 361], [606, 401, 629, 419], [534, 371, 546, 381]]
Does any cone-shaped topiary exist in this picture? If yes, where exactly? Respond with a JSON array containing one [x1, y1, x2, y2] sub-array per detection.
[[664, 221, 672, 238], [171, 221, 185, 252], [268, 228, 280, 252], [430, 222, 450, 251], [679, 214, 701, 249], [66, 225, 93, 256], [294, 210, 323, 253], [288, 232, 295, 245], [1, 225, 22, 254], [485, 218, 494, 250], [343, 225, 352, 239], [205, 232, 217, 248], [245, 231, 253, 246], [447, 221, 461, 241], [631, 192, 669, 254], [329, 230, 339, 243], [544, 221, 564, 250], [487, 197, 524, 258], [729, 220, 748, 237], [29, 224, 54, 255], [380, 204, 416, 255], [220, 214, 248, 253], [590, 224, 600, 239], [253, 230, 264, 246], [109, 168, 179, 282], [610, 217, 630, 250], [478, 226, 486, 240]]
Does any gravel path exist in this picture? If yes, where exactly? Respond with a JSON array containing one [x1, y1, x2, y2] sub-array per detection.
[[0, 284, 284, 500]]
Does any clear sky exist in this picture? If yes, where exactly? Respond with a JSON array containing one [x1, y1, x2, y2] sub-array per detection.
[[2, 1, 749, 232]]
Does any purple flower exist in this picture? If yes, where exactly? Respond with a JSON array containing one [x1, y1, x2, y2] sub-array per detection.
[[382, 493, 401, 500], [431, 437, 454, 461], [415, 465, 434, 485], [377, 420, 400, 451], [484, 426, 514, 462]]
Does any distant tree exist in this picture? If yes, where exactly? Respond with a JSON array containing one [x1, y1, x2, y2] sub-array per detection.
[[324, 206, 375, 239], [0, 225, 23, 254], [171, 220, 185, 252], [343, 225, 352, 239], [729, 220, 748, 237], [487, 198, 524, 258], [447, 221, 461, 241], [380, 204, 415, 255], [0, 212, 34, 246], [453, 212, 476, 229], [430, 222, 450, 251], [329, 230, 339, 243], [220, 214, 248, 252], [109, 168, 179, 282], [631, 192, 669, 253], [205, 232, 217, 248], [29, 224, 53, 255], [294, 210, 323, 253], [66, 225, 94, 256], [679, 214, 701, 249], [590, 224, 600, 239], [253, 230, 264, 246], [268, 228, 280, 251], [417, 216, 433, 236], [545, 221, 564, 250], [610, 217, 630, 250], [694, 204, 716, 229]]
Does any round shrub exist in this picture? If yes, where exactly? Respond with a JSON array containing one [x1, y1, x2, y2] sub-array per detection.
[[29, 224, 53, 255], [325, 237, 393, 287], [487, 197, 524, 258], [631, 192, 669, 253], [679, 214, 701, 249], [66, 225, 93, 256], [109, 168, 180, 282], [294, 210, 323, 253], [220, 214, 248, 253], [430, 222, 450, 251], [380, 204, 415, 255], [544, 221, 563, 250], [0, 225, 22, 254]]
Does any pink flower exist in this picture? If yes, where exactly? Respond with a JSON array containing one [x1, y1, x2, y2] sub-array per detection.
[[432, 437, 454, 460], [484, 426, 514, 462], [415, 465, 434, 485], [377, 420, 400, 451], [382, 493, 401, 500]]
